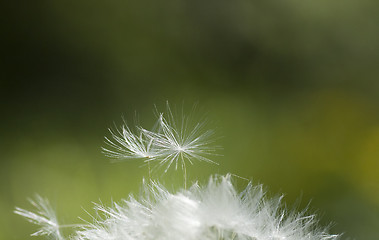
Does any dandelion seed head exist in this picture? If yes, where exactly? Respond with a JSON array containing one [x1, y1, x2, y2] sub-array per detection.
[[37, 174, 338, 240]]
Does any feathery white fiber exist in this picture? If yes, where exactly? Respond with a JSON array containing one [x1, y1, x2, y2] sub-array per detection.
[[103, 124, 158, 160], [142, 112, 218, 172], [15, 175, 339, 240], [14, 195, 63, 239]]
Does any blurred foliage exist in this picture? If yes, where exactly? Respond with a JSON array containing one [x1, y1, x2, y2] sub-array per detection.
[[1, 0, 379, 239]]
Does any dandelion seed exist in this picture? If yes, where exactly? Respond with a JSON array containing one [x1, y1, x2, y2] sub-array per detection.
[[103, 103, 220, 176], [142, 112, 219, 172], [14, 195, 64, 240], [102, 123, 158, 160]]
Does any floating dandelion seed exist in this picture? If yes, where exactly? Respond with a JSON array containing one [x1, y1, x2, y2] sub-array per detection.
[[103, 103, 219, 175], [142, 112, 219, 172]]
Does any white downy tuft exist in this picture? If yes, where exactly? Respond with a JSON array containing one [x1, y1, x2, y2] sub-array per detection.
[[14, 195, 63, 240], [103, 124, 158, 160], [141, 112, 218, 173], [103, 103, 219, 174]]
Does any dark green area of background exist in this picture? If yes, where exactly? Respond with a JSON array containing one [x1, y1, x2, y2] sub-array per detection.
[[1, 0, 379, 239]]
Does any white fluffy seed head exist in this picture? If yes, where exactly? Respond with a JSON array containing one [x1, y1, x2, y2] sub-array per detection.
[[16, 175, 340, 240]]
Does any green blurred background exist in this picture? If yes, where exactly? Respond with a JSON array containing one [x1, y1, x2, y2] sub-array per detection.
[[1, 0, 379, 239]]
